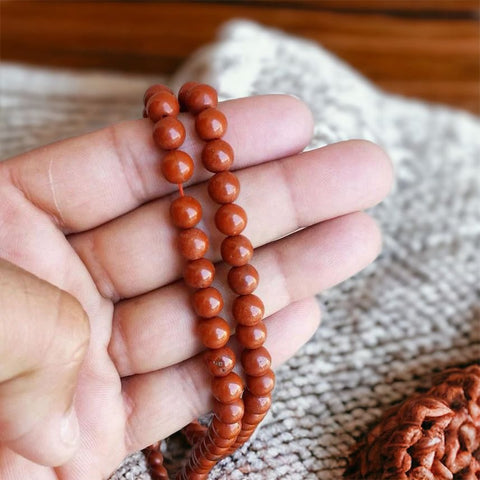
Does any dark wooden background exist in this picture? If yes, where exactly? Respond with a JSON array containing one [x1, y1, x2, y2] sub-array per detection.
[[2, 1, 479, 114]]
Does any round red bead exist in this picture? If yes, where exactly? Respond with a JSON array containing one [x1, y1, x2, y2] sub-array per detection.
[[208, 171, 240, 204], [195, 108, 227, 140], [211, 372, 243, 404], [203, 347, 236, 376], [153, 117, 186, 150], [221, 235, 253, 267], [177, 228, 209, 260], [214, 203, 247, 236], [232, 294, 264, 326], [178, 81, 199, 110], [211, 417, 241, 439], [143, 84, 174, 106], [227, 264, 259, 295], [197, 316, 230, 349], [247, 370, 275, 396], [146, 91, 180, 121], [184, 84, 218, 114], [183, 258, 215, 288], [192, 287, 223, 318], [243, 392, 272, 414], [170, 195, 202, 228], [241, 346, 271, 377], [213, 398, 244, 423], [236, 321, 267, 349], [202, 139, 234, 172]]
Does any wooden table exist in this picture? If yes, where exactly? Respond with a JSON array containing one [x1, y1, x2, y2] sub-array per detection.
[[2, 1, 479, 114]]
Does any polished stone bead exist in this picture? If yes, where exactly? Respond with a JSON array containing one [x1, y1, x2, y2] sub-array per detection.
[[246, 370, 275, 396], [211, 417, 242, 439], [213, 398, 244, 423], [241, 411, 268, 426], [195, 108, 227, 140], [202, 139, 234, 172], [184, 84, 218, 114], [161, 150, 193, 183], [183, 258, 215, 288], [227, 264, 259, 295], [211, 372, 243, 404], [153, 117, 186, 150], [243, 391, 272, 414], [197, 316, 230, 349], [241, 346, 271, 376], [232, 294, 264, 326], [208, 171, 240, 204], [214, 203, 247, 236], [221, 235, 253, 267], [236, 321, 267, 349], [143, 84, 174, 106], [178, 228, 208, 260], [178, 81, 199, 110], [192, 287, 223, 318], [170, 195, 202, 228], [146, 91, 179, 121], [203, 347, 236, 376]]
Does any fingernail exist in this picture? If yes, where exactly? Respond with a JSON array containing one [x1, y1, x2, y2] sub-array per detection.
[[60, 405, 80, 447]]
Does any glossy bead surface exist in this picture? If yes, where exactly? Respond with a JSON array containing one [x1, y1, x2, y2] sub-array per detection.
[[236, 321, 267, 349], [214, 203, 247, 236], [195, 108, 227, 140], [192, 287, 223, 318], [184, 84, 218, 114], [153, 117, 186, 150], [232, 294, 264, 326], [146, 91, 180, 121], [197, 316, 230, 349], [208, 171, 240, 204], [243, 392, 272, 414], [170, 195, 202, 228], [241, 346, 272, 376], [203, 347, 236, 376], [183, 258, 215, 288], [143, 84, 173, 105], [213, 398, 244, 424], [228, 264, 259, 295], [221, 235, 253, 267], [211, 372, 243, 404], [247, 370, 275, 396], [202, 139, 234, 172], [178, 81, 199, 110], [211, 417, 241, 439], [147, 450, 164, 466], [178, 228, 208, 260], [151, 463, 168, 478], [241, 411, 268, 426], [161, 150, 193, 184]]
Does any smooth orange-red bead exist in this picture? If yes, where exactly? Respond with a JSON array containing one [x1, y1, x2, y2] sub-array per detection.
[[232, 294, 264, 326], [161, 150, 193, 184], [214, 203, 247, 236], [247, 370, 275, 396], [143, 84, 174, 105], [202, 139, 234, 172], [151, 463, 168, 478], [184, 84, 218, 114], [146, 91, 180, 121], [153, 117, 186, 150], [208, 171, 240, 204], [192, 287, 223, 318], [221, 235, 253, 267], [170, 195, 202, 228], [197, 316, 230, 349], [147, 450, 164, 466], [183, 258, 215, 288], [195, 108, 227, 140], [211, 372, 244, 404], [178, 228, 208, 260], [203, 347, 236, 376], [211, 417, 241, 439], [241, 346, 271, 376], [243, 392, 272, 414], [213, 398, 244, 424], [227, 264, 259, 295], [236, 321, 267, 349], [178, 81, 199, 110], [241, 411, 268, 426]]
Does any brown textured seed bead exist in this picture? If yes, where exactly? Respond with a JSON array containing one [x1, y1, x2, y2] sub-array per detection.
[[178, 81, 199, 110], [162, 150, 194, 184], [183, 258, 215, 288], [243, 392, 272, 414], [232, 294, 264, 326], [195, 108, 227, 140], [241, 346, 272, 376], [153, 116, 186, 150], [202, 139, 234, 172], [184, 84, 218, 114], [178, 228, 209, 260], [236, 321, 267, 349], [211, 372, 243, 404], [247, 370, 276, 396], [170, 195, 202, 228], [213, 398, 244, 424], [227, 264, 259, 295], [203, 347, 236, 376], [214, 203, 247, 236], [221, 235, 253, 267], [197, 316, 230, 349], [208, 171, 240, 204], [192, 287, 224, 318], [143, 84, 174, 105], [146, 91, 180, 121]]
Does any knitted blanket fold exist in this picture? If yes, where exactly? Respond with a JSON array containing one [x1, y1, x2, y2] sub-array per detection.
[[1, 20, 479, 480]]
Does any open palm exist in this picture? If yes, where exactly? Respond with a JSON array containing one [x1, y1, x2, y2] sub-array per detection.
[[0, 95, 392, 480]]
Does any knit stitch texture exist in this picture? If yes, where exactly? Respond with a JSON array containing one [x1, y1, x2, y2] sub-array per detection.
[[1, 20, 478, 480]]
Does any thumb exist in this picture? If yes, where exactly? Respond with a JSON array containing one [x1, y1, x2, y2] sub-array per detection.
[[0, 258, 90, 467]]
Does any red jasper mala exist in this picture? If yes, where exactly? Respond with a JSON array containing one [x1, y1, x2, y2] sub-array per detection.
[[141, 82, 274, 480]]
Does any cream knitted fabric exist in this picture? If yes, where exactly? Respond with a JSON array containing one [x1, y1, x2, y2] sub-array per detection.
[[1, 20, 479, 480]]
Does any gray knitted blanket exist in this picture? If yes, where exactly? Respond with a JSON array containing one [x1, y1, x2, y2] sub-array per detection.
[[1, 20, 479, 480]]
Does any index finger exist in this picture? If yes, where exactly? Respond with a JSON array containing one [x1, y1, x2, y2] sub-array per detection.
[[0, 95, 313, 234]]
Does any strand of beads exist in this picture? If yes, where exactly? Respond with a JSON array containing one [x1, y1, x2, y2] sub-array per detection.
[[180, 83, 275, 457]]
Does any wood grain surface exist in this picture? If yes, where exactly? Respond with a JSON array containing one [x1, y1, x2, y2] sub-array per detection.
[[1, 1, 479, 113]]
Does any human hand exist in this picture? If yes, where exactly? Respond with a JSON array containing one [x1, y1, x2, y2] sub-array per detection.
[[0, 95, 393, 479]]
